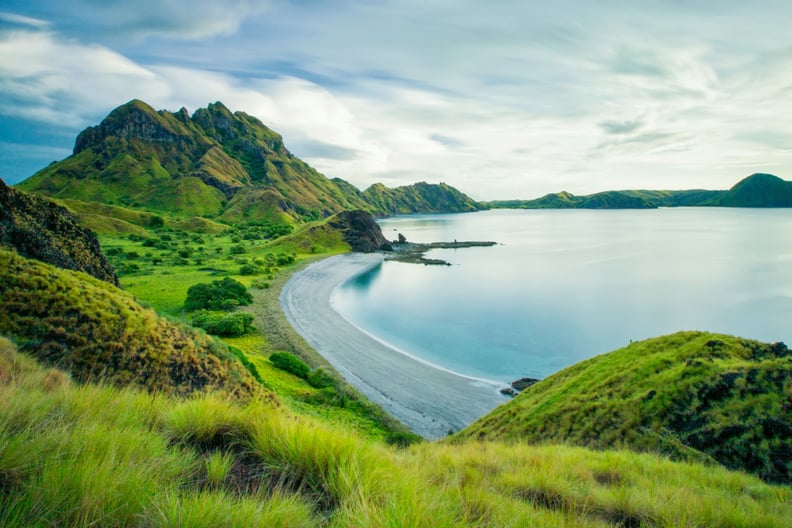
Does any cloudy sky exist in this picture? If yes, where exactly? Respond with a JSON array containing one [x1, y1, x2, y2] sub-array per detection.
[[1, 1, 791, 199]]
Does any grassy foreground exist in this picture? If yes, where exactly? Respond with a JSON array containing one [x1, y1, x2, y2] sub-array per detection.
[[2, 337, 791, 528]]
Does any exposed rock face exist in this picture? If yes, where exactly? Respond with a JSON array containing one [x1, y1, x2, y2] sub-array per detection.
[[328, 210, 393, 253], [0, 179, 118, 285]]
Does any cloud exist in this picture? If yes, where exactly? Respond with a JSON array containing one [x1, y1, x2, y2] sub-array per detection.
[[0, 12, 50, 28], [599, 120, 644, 135], [3, 1, 792, 196]]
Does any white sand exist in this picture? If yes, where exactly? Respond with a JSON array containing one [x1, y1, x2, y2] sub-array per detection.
[[279, 253, 508, 439]]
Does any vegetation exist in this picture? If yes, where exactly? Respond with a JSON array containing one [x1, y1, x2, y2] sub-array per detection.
[[191, 311, 255, 337], [184, 277, 253, 311], [484, 173, 792, 209], [17, 100, 481, 228], [456, 331, 792, 485], [1, 338, 790, 527], [0, 250, 257, 398], [269, 351, 310, 379], [0, 178, 118, 285]]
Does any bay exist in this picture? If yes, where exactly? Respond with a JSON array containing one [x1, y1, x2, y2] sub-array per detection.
[[330, 208, 792, 382]]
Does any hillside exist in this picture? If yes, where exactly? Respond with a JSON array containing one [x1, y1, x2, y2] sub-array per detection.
[[721, 173, 792, 207], [17, 100, 480, 229], [361, 181, 481, 214], [0, 178, 118, 285], [456, 331, 792, 485], [2, 336, 790, 527], [485, 174, 792, 209], [0, 250, 258, 398]]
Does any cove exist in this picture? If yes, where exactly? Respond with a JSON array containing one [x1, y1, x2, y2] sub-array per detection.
[[330, 208, 792, 382]]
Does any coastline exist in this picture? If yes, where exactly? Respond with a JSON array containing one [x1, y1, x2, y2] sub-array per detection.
[[279, 253, 508, 439]]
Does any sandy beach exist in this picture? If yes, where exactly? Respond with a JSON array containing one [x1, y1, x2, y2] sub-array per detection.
[[280, 253, 508, 439]]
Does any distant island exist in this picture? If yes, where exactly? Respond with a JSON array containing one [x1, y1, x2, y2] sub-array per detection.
[[483, 172, 792, 210]]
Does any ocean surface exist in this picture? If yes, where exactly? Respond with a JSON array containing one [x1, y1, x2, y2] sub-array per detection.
[[330, 208, 792, 383]]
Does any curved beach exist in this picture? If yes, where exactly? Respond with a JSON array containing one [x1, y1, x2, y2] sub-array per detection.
[[280, 253, 508, 439]]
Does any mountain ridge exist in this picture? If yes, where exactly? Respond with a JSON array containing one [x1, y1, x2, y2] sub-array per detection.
[[18, 100, 480, 227]]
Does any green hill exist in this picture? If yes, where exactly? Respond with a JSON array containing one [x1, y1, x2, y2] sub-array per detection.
[[18, 100, 480, 228], [0, 250, 258, 398], [456, 331, 792, 485], [721, 173, 792, 207], [2, 335, 790, 527], [0, 178, 118, 285], [486, 190, 656, 209], [362, 181, 481, 214]]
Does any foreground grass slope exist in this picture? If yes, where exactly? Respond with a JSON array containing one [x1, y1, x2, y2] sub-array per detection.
[[457, 331, 792, 485], [0, 250, 257, 398], [2, 337, 790, 528]]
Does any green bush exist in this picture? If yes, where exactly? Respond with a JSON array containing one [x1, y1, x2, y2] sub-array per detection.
[[191, 311, 255, 337], [239, 264, 260, 276], [184, 277, 252, 312], [269, 352, 310, 379], [307, 367, 335, 389]]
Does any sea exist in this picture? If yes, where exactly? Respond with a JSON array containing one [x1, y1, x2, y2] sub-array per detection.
[[329, 208, 792, 383]]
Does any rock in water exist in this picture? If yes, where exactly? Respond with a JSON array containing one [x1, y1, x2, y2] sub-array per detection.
[[328, 210, 393, 253], [0, 178, 119, 285]]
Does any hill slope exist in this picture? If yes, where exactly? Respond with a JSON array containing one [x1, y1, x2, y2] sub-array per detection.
[[0, 178, 118, 285], [2, 336, 790, 527], [456, 331, 792, 484], [721, 173, 792, 207], [18, 100, 480, 227], [0, 250, 257, 397]]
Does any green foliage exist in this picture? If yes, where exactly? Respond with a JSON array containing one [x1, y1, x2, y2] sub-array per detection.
[[458, 331, 792, 485], [227, 345, 262, 384], [306, 367, 335, 389], [184, 277, 252, 311], [0, 250, 257, 398], [2, 340, 791, 528], [191, 311, 255, 337], [269, 352, 310, 380]]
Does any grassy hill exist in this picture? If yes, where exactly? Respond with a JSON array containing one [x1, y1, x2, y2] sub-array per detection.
[[0, 250, 258, 398], [2, 336, 791, 527], [455, 331, 792, 485], [17, 100, 481, 229], [485, 174, 792, 209], [0, 178, 118, 285], [721, 173, 792, 207]]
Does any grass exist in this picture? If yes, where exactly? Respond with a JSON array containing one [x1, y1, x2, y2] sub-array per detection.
[[2, 338, 790, 527], [455, 331, 792, 485], [0, 250, 258, 398]]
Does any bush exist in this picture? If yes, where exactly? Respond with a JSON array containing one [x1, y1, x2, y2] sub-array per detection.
[[184, 277, 252, 312], [307, 368, 335, 389], [239, 264, 260, 276], [269, 352, 310, 379], [191, 311, 255, 337]]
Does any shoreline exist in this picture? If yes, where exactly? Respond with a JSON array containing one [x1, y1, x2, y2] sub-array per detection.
[[279, 253, 508, 439]]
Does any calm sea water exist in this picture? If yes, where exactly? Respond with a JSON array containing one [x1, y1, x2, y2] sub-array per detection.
[[330, 208, 792, 382]]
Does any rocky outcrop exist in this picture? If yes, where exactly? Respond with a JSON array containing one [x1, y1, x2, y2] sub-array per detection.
[[328, 210, 393, 253], [0, 179, 118, 285]]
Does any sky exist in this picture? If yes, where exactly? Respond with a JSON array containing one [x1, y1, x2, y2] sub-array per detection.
[[1, 1, 791, 200]]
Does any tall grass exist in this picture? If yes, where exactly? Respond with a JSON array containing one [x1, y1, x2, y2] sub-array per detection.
[[2, 341, 790, 527]]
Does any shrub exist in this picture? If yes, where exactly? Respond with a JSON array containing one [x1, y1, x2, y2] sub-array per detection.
[[269, 352, 309, 379], [239, 264, 260, 276], [191, 311, 255, 337], [307, 367, 335, 389], [184, 278, 252, 312]]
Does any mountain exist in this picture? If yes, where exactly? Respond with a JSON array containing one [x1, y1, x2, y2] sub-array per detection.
[[721, 173, 792, 207], [0, 177, 118, 285], [485, 174, 792, 210], [18, 100, 479, 229], [488, 190, 656, 209], [455, 331, 792, 484], [361, 181, 481, 214]]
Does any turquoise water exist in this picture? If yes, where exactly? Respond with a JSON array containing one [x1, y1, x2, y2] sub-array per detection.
[[330, 209, 792, 382]]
